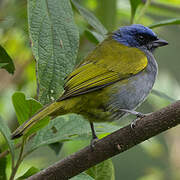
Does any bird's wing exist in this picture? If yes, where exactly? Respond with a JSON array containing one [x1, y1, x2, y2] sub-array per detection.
[[59, 38, 148, 100]]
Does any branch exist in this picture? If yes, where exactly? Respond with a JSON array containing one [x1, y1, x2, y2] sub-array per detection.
[[28, 100, 180, 180]]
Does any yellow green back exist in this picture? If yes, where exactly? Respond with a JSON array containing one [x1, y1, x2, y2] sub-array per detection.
[[59, 36, 148, 100]]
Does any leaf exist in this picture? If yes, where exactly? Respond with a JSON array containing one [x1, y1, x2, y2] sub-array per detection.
[[0, 116, 15, 168], [151, 89, 175, 102], [0, 45, 15, 74], [129, 0, 142, 23], [28, 0, 79, 105], [0, 63, 8, 68], [71, 0, 108, 36], [0, 150, 7, 180], [26, 114, 119, 154], [84, 30, 99, 44], [85, 30, 105, 44], [86, 159, 115, 180], [12, 92, 49, 137], [17, 166, 39, 180], [49, 142, 63, 155], [149, 18, 180, 28], [70, 173, 94, 180], [96, 0, 117, 31]]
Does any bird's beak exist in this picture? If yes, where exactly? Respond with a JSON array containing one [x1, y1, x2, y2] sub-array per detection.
[[152, 39, 168, 48]]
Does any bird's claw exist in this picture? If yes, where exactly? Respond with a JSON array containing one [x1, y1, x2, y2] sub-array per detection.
[[136, 112, 146, 119], [90, 137, 98, 151], [131, 113, 146, 129], [131, 119, 138, 129]]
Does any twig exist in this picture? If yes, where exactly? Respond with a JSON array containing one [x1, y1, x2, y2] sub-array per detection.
[[28, 100, 180, 180], [9, 138, 25, 180]]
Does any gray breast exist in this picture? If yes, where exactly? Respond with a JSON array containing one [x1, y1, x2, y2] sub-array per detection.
[[107, 51, 158, 120]]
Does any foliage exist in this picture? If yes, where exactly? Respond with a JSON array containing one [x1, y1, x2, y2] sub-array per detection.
[[129, 0, 142, 24], [86, 159, 115, 180], [0, 116, 15, 177], [70, 173, 94, 180], [0, 0, 180, 179], [28, 0, 79, 105], [12, 92, 50, 137], [0, 45, 15, 74], [16, 166, 39, 180]]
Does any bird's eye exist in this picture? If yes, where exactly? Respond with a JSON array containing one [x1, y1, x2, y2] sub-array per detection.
[[139, 35, 144, 40]]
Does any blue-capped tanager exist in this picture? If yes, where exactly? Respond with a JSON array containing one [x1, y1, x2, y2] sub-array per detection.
[[11, 24, 168, 141]]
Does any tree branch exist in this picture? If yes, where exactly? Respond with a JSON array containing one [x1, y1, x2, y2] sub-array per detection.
[[28, 100, 180, 180]]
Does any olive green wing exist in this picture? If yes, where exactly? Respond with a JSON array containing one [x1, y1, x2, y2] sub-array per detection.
[[59, 38, 148, 100]]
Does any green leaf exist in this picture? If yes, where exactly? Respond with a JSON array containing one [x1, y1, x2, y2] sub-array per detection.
[[151, 89, 175, 102], [28, 0, 79, 105], [71, 0, 107, 36], [26, 114, 119, 154], [86, 159, 115, 180], [129, 0, 142, 24], [49, 142, 63, 155], [149, 18, 180, 28], [12, 92, 49, 137], [12, 92, 41, 125], [0, 150, 7, 180], [0, 63, 8, 68], [17, 166, 39, 180], [70, 173, 94, 180], [96, 0, 117, 31], [0, 45, 15, 74], [84, 30, 99, 44], [0, 116, 15, 168], [85, 30, 105, 44]]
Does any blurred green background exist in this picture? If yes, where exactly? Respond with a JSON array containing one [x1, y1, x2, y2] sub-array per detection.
[[0, 0, 180, 179]]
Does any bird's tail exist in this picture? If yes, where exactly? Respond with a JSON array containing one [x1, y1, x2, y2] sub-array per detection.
[[11, 101, 64, 139]]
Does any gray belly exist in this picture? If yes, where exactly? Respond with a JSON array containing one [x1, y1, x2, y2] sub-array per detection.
[[107, 52, 158, 120]]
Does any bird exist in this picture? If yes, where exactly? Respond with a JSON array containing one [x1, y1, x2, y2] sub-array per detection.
[[11, 24, 168, 143]]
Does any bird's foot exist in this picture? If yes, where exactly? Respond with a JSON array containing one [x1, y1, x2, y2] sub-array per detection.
[[130, 118, 138, 129], [131, 113, 148, 129], [89, 122, 99, 150], [135, 112, 146, 119], [119, 109, 147, 129], [90, 137, 99, 151]]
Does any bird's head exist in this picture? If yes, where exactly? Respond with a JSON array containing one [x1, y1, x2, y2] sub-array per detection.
[[112, 24, 168, 52]]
